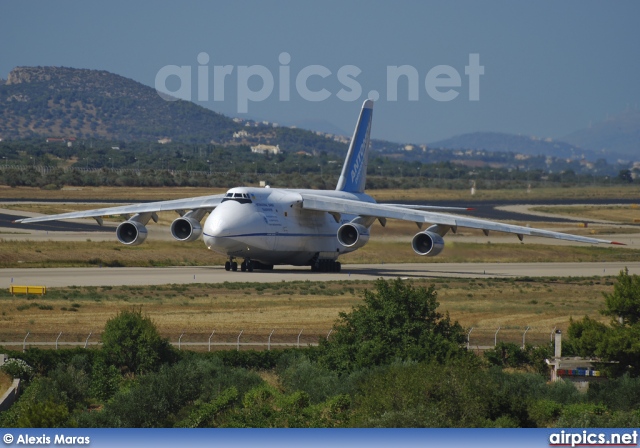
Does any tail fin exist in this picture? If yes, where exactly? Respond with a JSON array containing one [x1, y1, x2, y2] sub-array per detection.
[[335, 99, 373, 193]]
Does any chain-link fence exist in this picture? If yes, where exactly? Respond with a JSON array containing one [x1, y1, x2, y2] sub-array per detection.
[[0, 326, 560, 352]]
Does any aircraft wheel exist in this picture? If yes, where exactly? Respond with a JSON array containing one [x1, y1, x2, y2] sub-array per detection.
[[241, 261, 247, 272], [231, 261, 238, 271], [247, 260, 254, 272], [336, 262, 341, 273], [225, 261, 231, 271]]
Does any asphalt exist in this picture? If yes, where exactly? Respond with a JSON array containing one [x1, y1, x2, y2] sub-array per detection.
[[3, 262, 639, 288]]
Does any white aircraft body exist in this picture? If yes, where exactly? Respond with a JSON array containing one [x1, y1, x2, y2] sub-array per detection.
[[15, 100, 623, 272]]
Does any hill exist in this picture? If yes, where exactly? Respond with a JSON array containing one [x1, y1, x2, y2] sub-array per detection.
[[428, 131, 593, 160], [0, 66, 241, 142], [0, 66, 351, 156], [561, 109, 640, 160]]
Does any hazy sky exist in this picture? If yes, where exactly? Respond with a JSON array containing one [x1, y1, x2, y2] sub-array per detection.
[[2, 1, 639, 143]]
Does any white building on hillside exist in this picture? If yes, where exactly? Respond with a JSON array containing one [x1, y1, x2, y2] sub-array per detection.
[[251, 144, 281, 155]]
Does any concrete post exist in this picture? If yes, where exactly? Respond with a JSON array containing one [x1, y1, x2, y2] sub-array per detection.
[[554, 330, 562, 358]]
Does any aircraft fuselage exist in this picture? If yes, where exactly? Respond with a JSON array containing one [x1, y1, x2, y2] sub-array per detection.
[[202, 187, 375, 266]]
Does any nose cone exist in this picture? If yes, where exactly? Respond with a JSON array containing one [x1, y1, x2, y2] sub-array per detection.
[[203, 201, 265, 254]]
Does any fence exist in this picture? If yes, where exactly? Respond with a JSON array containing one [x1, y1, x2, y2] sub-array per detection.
[[466, 326, 559, 352], [0, 327, 558, 352], [0, 329, 332, 352]]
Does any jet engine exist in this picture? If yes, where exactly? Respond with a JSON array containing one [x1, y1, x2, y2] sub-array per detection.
[[411, 231, 445, 256], [116, 220, 148, 246], [337, 223, 370, 249], [170, 217, 203, 242]]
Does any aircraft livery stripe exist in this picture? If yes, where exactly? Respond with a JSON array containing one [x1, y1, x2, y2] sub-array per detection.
[[204, 233, 339, 238]]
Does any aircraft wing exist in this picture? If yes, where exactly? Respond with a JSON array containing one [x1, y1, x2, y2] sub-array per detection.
[[13, 194, 226, 224], [383, 204, 474, 212], [300, 193, 624, 245]]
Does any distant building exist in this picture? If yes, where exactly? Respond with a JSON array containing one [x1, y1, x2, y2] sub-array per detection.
[[46, 137, 76, 146], [251, 144, 281, 155], [157, 138, 172, 144], [233, 130, 249, 139]]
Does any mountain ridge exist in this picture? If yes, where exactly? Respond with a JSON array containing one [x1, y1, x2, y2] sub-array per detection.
[[561, 109, 640, 159], [0, 66, 636, 165], [429, 131, 590, 159], [0, 66, 240, 142]]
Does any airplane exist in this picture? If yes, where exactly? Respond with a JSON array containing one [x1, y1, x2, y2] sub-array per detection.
[[15, 100, 624, 272]]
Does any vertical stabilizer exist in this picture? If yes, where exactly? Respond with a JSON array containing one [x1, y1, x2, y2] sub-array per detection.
[[335, 99, 373, 193]]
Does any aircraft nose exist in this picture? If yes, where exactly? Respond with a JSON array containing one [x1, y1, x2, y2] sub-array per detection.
[[204, 211, 228, 238], [203, 201, 264, 252]]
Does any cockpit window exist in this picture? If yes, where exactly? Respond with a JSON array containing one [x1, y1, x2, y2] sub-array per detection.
[[222, 192, 252, 204]]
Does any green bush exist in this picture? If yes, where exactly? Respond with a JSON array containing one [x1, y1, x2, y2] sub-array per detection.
[[528, 399, 563, 427], [316, 278, 467, 372], [81, 357, 262, 428], [278, 355, 355, 404], [101, 308, 176, 375]]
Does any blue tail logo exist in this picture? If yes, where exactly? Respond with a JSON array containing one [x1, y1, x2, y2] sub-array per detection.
[[336, 99, 373, 193]]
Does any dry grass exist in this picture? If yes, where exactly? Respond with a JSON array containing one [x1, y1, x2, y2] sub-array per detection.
[[368, 185, 640, 202], [1, 238, 638, 269], [0, 371, 13, 397], [0, 239, 223, 268], [0, 186, 226, 201], [0, 277, 616, 348], [2, 185, 640, 203]]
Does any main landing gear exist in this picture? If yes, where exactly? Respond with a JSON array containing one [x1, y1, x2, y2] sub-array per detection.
[[224, 258, 274, 272], [224, 260, 238, 271]]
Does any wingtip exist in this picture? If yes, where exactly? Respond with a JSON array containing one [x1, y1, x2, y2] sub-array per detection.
[[611, 241, 626, 246]]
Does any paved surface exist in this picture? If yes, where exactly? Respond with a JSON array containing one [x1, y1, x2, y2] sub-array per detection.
[[3, 262, 640, 288]]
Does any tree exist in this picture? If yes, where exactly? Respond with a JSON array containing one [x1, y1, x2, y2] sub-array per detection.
[[619, 169, 634, 183], [566, 316, 609, 358], [568, 269, 640, 377], [602, 267, 640, 325], [101, 308, 175, 375], [316, 278, 466, 371]]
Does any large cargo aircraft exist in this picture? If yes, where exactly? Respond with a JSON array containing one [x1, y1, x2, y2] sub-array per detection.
[[15, 100, 623, 272]]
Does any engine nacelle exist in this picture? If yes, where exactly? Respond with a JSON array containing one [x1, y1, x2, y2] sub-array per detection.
[[411, 231, 445, 256], [116, 220, 148, 246], [170, 217, 203, 242], [337, 223, 370, 249]]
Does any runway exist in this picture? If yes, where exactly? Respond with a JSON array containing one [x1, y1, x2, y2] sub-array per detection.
[[3, 262, 640, 288]]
